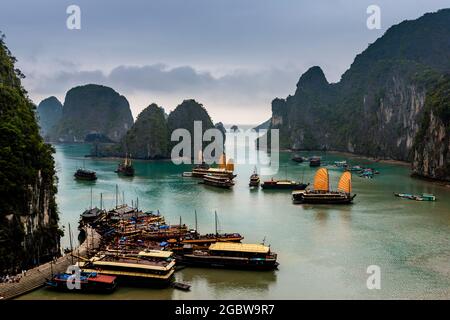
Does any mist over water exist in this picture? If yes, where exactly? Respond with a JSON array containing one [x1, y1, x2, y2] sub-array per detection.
[[20, 137, 450, 299]]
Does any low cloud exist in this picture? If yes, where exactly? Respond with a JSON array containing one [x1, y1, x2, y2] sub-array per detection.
[[25, 63, 303, 123]]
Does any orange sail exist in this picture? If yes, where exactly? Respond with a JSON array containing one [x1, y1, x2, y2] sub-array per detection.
[[218, 154, 227, 169], [313, 168, 329, 192], [197, 150, 204, 163], [226, 158, 234, 171], [337, 171, 352, 193]]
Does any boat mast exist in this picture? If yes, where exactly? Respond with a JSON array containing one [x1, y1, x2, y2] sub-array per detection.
[[195, 210, 198, 234], [115, 184, 118, 208], [90, 187, 93, 209], [215, 211, 218, 236], [100, 193, 103, 211], [68, 223, 74, 265]]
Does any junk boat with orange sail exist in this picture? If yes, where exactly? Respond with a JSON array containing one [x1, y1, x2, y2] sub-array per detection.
[[292, 168, 356, 204]]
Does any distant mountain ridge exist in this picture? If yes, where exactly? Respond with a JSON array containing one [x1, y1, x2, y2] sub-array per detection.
[[263, 8, 450, 181]]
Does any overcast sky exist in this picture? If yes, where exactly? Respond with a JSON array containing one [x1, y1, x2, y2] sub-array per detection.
[[1, 0, 448, 124]]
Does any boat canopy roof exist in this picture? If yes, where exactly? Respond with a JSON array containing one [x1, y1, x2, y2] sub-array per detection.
[[91, 259, 175, 271], [110, 205, 136, 215], [313, 168, 329, 192], [209, 243, 270, 254], [337, 171, 352, 193], [138, 250, 173, 258]]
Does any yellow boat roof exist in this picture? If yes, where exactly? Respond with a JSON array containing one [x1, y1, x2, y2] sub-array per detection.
[[209, 242, 269, 254], [92, 260, 175, 271], [138, 250, 172, 258], [208, 168, 232, 173]]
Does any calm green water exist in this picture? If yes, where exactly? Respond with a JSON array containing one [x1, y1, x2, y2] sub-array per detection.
[[20, 143, 450, 299]]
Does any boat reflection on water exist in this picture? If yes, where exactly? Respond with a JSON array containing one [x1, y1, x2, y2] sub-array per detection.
[[176, 267, 278, 292]]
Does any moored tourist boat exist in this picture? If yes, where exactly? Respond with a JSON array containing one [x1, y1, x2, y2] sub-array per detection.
[[203, 174, 235, 189], [192, 154, 236, 179], [176, 242, 279, 270], [292, 168, 356, 204], [291, 154, 304, 163], [334, 160, 347, 167], [261, 179, 308, 190], [115, 153, 135, 176], [74, 168, 97, 181], [309, 156, 321, 167], [45, 271, 117, 292], [249, 167, 260, 187], [80, 250, 176, 287]]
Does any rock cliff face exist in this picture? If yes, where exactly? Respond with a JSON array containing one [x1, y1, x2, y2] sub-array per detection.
[[253, 118, 271, 132], [412, 75, 450, 181], [167, 99, 215, 156], [52, 84, 134, 142], [0, 34, 61, 273], [36, 96, 62, 140], [264, 9, 450, 180]]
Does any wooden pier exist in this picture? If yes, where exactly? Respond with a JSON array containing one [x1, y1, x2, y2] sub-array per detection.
[[0, 226, 100, 300]]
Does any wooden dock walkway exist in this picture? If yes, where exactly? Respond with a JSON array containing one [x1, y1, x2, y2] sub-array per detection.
[[0, 226, 100, 300]]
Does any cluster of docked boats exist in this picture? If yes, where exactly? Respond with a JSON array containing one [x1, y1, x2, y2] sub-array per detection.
[[46, 196, 279, 293], [249, 164, 356, 204], [74, 154, 135, 181], [292, 155, 321, 167]]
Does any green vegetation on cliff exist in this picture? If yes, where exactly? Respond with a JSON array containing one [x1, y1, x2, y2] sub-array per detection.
[[52, 84, 134, 142], [122, 103, 170, 159], [95, 99, 218, 160], [0, 33, 61, 273], [167, 99, 215, 156]]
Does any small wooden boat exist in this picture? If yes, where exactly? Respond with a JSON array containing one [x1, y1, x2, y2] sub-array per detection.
[[349, 165, 363, 172], [261, 179, 308, 190], [334, 160, 347, 167], [249, 167, 260, 187], [45, 272, 117, 292], [115, 153, 135, 176], [172, 281, 191, 291], [293, 168, 356, 204], [394, 193, 436, 201], [309, 157, 321, 167], [202, 174, 235, 189], [291, 155, 304, 163], [359, 168, 374, 179], [74, 168, 97, 181]]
